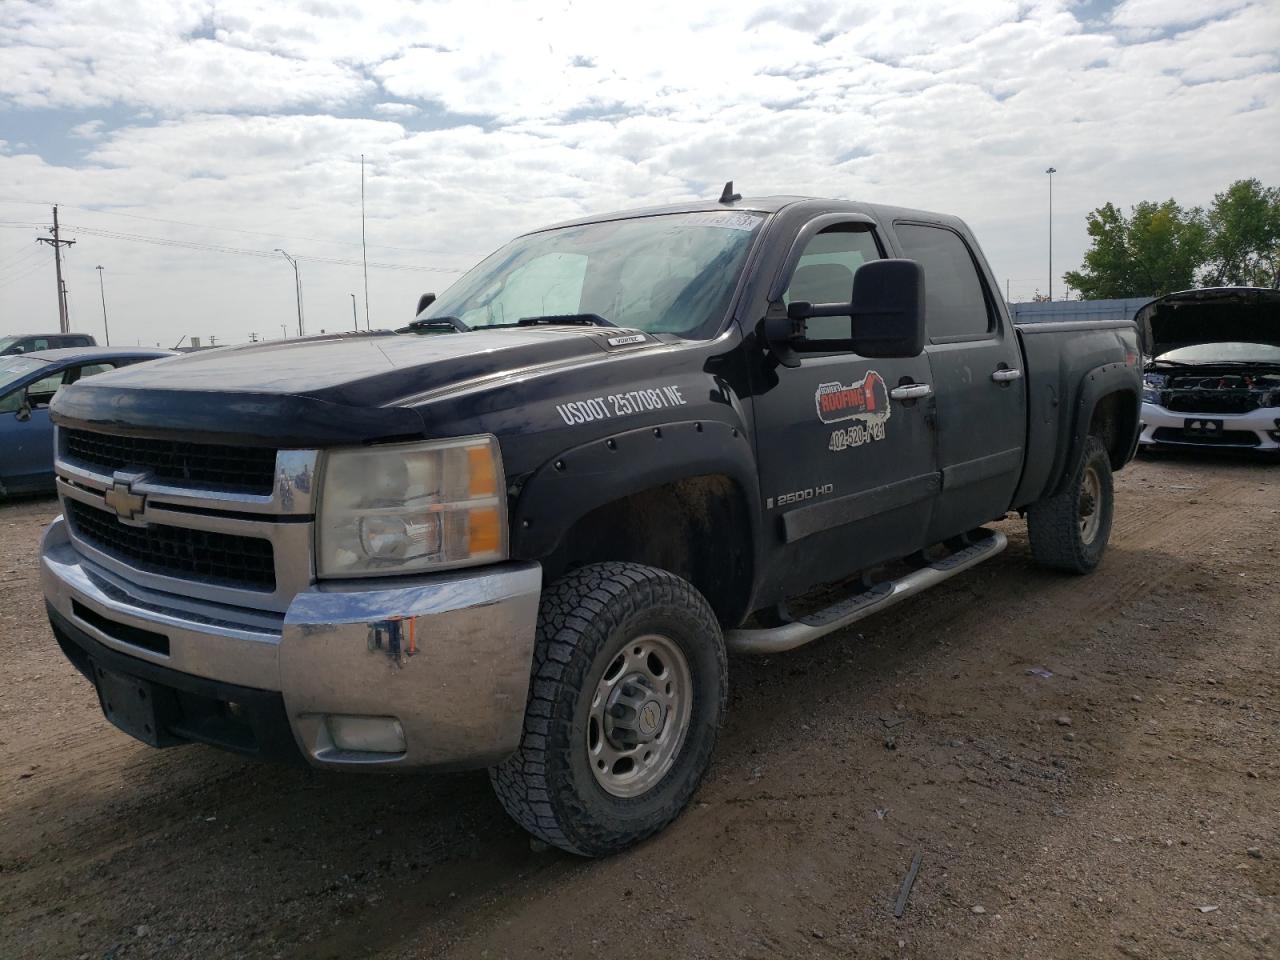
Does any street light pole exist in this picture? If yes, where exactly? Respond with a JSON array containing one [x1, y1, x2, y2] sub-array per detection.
[[274, 248, 304, 337], [350, 293, 358, 331], [95, 265, 110, 345], [1046, 166, 1057, 301]]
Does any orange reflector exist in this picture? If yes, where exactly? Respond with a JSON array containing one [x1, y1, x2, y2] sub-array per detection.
[[468, 507, 502, 555], [467, 446, 498, 497]]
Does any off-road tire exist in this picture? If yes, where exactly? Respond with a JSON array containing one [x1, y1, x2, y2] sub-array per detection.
[[490, 562, 727, 857], [1026, 434, 1114, 574]]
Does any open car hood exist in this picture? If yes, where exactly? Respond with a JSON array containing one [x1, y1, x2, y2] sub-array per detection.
[[1136, 287, 1280, 358]]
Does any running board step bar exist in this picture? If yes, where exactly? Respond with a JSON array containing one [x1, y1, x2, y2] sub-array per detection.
[[725, 529, 1008, 655]]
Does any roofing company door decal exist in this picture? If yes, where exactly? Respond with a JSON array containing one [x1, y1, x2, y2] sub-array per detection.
[[815, 370, 890, 425]]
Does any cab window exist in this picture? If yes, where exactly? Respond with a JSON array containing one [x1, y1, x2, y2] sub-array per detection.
[[894, 223, 993, 340], [25, 369, 67, 407], [782, 225, 881, 340]]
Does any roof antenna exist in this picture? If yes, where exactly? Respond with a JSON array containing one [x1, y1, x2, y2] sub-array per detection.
[[718, 180, 742, 204]]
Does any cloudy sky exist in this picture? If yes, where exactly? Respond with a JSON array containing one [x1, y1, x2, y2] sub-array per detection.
[[1, 0, 1277, 348]]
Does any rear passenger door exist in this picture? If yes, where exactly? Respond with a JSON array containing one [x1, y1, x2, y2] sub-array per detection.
[[894, 222, 1025, 542]]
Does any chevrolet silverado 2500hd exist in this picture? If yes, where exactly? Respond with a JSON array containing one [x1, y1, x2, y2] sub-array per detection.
[[41, 193, 1142, 856]]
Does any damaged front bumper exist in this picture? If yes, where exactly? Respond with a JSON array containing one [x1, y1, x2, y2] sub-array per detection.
[[41, 517, 542, 770], [1139, 401, 1280, 452]]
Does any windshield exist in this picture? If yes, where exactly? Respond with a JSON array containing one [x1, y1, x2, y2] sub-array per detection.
[[1156, 342, 1280, 363], [0, 336, 21, 353], [419, 211, 765, 337], [0, 355, 48, 392]]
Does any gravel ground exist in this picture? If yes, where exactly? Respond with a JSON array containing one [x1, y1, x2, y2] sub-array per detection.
[[1, 451, 1277, 960]]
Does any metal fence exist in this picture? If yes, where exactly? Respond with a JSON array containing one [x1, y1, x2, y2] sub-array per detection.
[[1009, 296, 1154, 324]]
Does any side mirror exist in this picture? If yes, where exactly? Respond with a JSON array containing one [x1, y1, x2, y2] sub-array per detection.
[[16, 401, 31, 422], [416, 292, 436, 315], [12, 345, 24, 354], [847, 258, 926, 358], [766, 259, 925, 364]]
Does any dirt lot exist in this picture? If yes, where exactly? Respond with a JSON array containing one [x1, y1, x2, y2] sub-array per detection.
[[1, 453, 1277, 960]]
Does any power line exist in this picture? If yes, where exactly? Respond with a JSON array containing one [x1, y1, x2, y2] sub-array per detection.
[[0, 197, 449, 256], [0, 244, 47, 276], [57, 222, 460, 273], [0, 252, 53, 289]]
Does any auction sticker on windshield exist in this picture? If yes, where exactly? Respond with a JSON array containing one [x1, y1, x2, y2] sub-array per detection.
[[680, 212, 763, 231]]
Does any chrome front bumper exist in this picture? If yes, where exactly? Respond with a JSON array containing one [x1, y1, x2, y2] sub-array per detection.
[[41, 517, 542, 770]]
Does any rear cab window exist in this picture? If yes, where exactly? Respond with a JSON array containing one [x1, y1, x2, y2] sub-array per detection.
[[894, 223, 994, 341]]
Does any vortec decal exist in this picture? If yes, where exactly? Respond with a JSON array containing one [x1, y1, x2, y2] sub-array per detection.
[[815, 370, 890, 425]]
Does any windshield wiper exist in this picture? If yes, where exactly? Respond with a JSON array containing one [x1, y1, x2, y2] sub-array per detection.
[[399, 316, 470, 334], [515, 313, 617, 328]]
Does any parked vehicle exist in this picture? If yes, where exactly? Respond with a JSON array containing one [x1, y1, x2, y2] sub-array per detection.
[[39, 192, 1142, 856], [0, 332, 97, 356], [1136, 287, 1280, 455], [1, 347, 173, 496]]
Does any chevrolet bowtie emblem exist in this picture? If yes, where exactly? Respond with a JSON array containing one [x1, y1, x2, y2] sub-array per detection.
[[104, 479, 146, 521]]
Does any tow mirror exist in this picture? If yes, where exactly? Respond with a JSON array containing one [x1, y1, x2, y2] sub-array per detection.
[[416, 292, 436, 315], [766, 259, 926, 366]]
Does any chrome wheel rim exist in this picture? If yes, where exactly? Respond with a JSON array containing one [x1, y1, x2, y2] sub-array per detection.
[[1079, 464, 1102, 545], [587, 633, 692, 799]]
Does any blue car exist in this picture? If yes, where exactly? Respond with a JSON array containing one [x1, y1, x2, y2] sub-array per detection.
[[0, 346, 173, 496]]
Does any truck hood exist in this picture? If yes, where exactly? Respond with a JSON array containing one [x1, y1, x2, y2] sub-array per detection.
[[1136, 287, 1280, 357], [51, 327, 661, 446]]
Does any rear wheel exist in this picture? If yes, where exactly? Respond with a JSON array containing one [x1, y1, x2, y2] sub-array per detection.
[[490, 562, 727, 856], [1026, 435, 1114, 574]]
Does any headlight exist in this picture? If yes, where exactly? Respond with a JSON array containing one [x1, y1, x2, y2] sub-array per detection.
[[316, 435, 506, 578], [1141, 387, 1160, 404]]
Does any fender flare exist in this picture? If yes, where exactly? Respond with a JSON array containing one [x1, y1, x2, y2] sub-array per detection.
[[1052, 360, 1140, 497], [511, 418, 762, 569]]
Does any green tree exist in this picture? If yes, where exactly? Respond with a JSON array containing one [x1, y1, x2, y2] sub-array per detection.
[[1064, 199, 1206, 299], [1200, 178, 1280, 287]]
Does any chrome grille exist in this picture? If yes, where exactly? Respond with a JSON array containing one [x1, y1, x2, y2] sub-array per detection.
[[54, 427, 318, 613], [66, 499, 277, 591], [63, 429, 279, 494]]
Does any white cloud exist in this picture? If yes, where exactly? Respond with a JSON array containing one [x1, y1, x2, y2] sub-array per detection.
[[0, 0, 1277, 344], [372, 101, 419, 117]]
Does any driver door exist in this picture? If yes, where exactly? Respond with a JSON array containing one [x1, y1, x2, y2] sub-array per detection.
[[750, 220, 939, 600]]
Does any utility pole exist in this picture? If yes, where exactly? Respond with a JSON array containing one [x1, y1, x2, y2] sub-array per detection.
[[36, 205, 75, 332], [280, 324, 288, 340], [1046, 167, 1057, 301], [350, 293, 358, 330], [274, 248, 304, 336], [95, 265, 110, 345], [361, 154, 370, 330]]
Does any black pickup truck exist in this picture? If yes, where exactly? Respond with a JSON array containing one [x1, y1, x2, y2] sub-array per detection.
[[41, 191, 1142, 856]]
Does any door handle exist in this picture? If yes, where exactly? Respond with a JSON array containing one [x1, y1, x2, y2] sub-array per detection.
[[991, 368, 1022, 383], [889, 383, 932, 401]]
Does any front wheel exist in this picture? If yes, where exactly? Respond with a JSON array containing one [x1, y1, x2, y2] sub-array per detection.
[[1026, 434, 1115, 573], [490, 562, 727, 857]]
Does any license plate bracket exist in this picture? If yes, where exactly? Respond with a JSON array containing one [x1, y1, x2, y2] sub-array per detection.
[[93, 663, 164, 747], [1183, 417, 1224, 437]]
